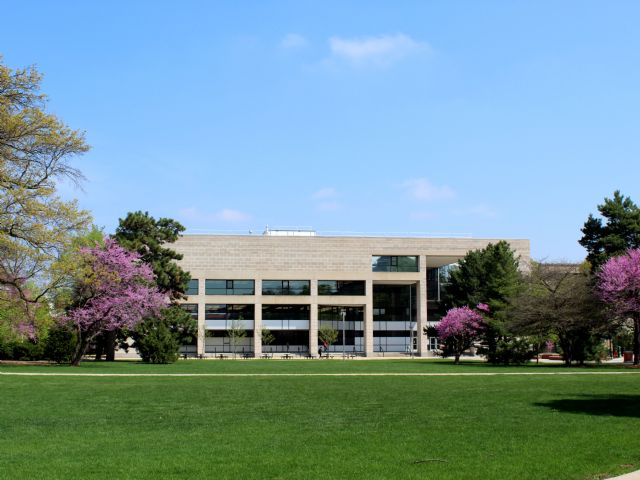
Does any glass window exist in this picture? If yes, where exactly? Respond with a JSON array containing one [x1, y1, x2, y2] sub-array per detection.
[[372, 256, 419, 272], [186, 279, 199, 296], [180, 303, 198, 319], [206, 279, 255, 295], [318, 280, 365, 296], [262, 305, 310, 321], [262, 280, 310, 295], [205, 304, 255, 320]]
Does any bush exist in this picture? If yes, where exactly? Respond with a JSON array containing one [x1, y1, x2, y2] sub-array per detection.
[[134, 317, 180, 364], [44, 324, 78, 364], [0, 339, 45, 360], [487, 337, 535, 365]]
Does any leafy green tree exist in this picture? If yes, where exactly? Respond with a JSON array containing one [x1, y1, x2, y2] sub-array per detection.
[[114, 211, 190, 301], [0, 58, 91, 330], [227, 318, 247, 358], [318, 326, 338, 350], [44, 323, 77, 364], [132, 306, 197, 364], [579, 191, 640, 271], [445, 241, 522, 358], [510, 262, 606, 365], [261, 328, 275, 346]]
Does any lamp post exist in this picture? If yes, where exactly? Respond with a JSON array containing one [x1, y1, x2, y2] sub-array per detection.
[[341, 308, 346, 358]]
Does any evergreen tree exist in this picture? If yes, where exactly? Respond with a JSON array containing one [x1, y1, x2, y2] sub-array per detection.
[[579, 191, 640, 271], [445, 241, 522, 359], [114, 211, 190, 301]]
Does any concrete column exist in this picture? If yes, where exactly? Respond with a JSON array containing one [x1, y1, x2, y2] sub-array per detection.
[[197, 310, 205, 357], [309, 279, 318, 356], [417, 255, 429, 357], [254, 279, 262, 356], [364, 279, 374, 356]]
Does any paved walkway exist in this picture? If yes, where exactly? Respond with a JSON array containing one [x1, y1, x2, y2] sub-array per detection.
[[1, 371, 640, 377]]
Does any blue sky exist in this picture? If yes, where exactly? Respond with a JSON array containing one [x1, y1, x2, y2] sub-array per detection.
[[2, 1, 639, 261]]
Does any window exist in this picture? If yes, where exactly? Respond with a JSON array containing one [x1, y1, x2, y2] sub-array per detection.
[[371, 256, 419, 272], [205, 279, 255, 295], [262, 305, 310, 321], [181, 304, 198, 319], [262, 280, 310, 295], [186, 279, 199, 296], [318, 280, 365, 296], [205, 304, 254, 320]]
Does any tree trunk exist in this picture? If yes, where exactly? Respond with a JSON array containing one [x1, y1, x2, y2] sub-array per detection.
[[634, 315, 640, 366], [72, 337, 90, 366], [105, 330, 116, 362], [454, 353, 460, 364], [94, 334, 104, 361]]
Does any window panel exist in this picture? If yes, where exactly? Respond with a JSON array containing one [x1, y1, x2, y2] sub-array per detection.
[[186, 279, 199, 296], [318, 280, 365, 296], [372, 256, 419, 272]]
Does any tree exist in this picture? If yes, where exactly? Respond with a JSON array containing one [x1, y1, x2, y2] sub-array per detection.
[[580, 191, 640, 271], [510, 262, 605, 366], [227, 318, 247, 358], [445, 241, 521, 357], [0, 58, 91, 322], [261, 328, 275, 347], [113, 211, 190, 301], [64, 239, 167, 365], [597, 249, 640, 365], [318, 325, 338, 352], [132, 306, 197, 364], [437, 306, 484, 364]]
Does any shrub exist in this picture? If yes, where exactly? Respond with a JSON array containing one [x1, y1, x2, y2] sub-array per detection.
[[44, 324, 78, 364], [488, 337, 535, 365]]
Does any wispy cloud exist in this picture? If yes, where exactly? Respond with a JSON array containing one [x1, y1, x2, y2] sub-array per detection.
[[179, 207, 251, 224], [280, 33, 308, 50], [311, 187, 340, 211], [328, 33, 430, 67], [400, 178, 455, 201]]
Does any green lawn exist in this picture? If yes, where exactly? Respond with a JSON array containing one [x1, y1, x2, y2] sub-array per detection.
[[1, 360, 639, 479]]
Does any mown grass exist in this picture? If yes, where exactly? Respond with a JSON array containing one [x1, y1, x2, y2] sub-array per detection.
[[1, 360, 639, 479]]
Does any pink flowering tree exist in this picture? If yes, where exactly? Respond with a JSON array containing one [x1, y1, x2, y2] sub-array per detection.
[[65, 239, 167, 365], [597, 248, 640, 365], [437, 305, 485, 364]]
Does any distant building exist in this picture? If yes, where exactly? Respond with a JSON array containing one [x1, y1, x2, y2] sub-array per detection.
[[174, 231, 530, 357]]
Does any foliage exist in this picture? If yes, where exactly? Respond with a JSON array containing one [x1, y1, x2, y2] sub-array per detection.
[[0, 58, 91, 323], [114, 211, 189, 301], [437, 306, 484, 364], [261, 328, 275, 346], [597, 248, 640, 364], [510, 262, 606, 365], [580, 191, 640, 271], [227, 318, 247, 357], [318, 326, 338, 348], [44, 323, 78, 363], [133, 306, 197, 364], [445, 241, 521, 357], [64, 239, 167, 365], [488, 337, 535, 365]]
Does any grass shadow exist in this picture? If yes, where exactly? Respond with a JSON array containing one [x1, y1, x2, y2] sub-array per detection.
[[535, 394, 640, 418]]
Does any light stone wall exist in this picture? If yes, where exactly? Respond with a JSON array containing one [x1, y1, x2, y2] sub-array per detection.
[[174, 235, 530, 357]]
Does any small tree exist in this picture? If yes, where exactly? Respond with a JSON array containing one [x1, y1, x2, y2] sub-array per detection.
[[65, 239, 167, 365], [133, 306, 197, 364], [597, 248, 640, 365], [261, 328, 275, 347], [437, 306, 484, 364], [227, 318, 247, 358], [318, 326, 338, 352]]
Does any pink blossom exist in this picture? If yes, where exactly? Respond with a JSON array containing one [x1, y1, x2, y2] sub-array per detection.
[[437, 306, 484, 364], [476, 303, 491, 314], [597, 248, 640, 315]]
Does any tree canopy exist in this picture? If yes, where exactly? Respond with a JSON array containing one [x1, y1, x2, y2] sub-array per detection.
[[0, 58, 91, 318], [580, 191, 640, 271], [114, 211, 189, 301]]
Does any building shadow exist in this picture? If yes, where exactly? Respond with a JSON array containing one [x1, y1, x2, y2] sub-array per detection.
[[535, 395, 640, 418]]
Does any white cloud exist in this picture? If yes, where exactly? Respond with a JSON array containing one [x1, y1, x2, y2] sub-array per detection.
[[400, 178, 455, 201], [179, 207, 251, 224], [328, 33, 430, 67], [280, 33, 308, 50], [312, 187, 338, 199]]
